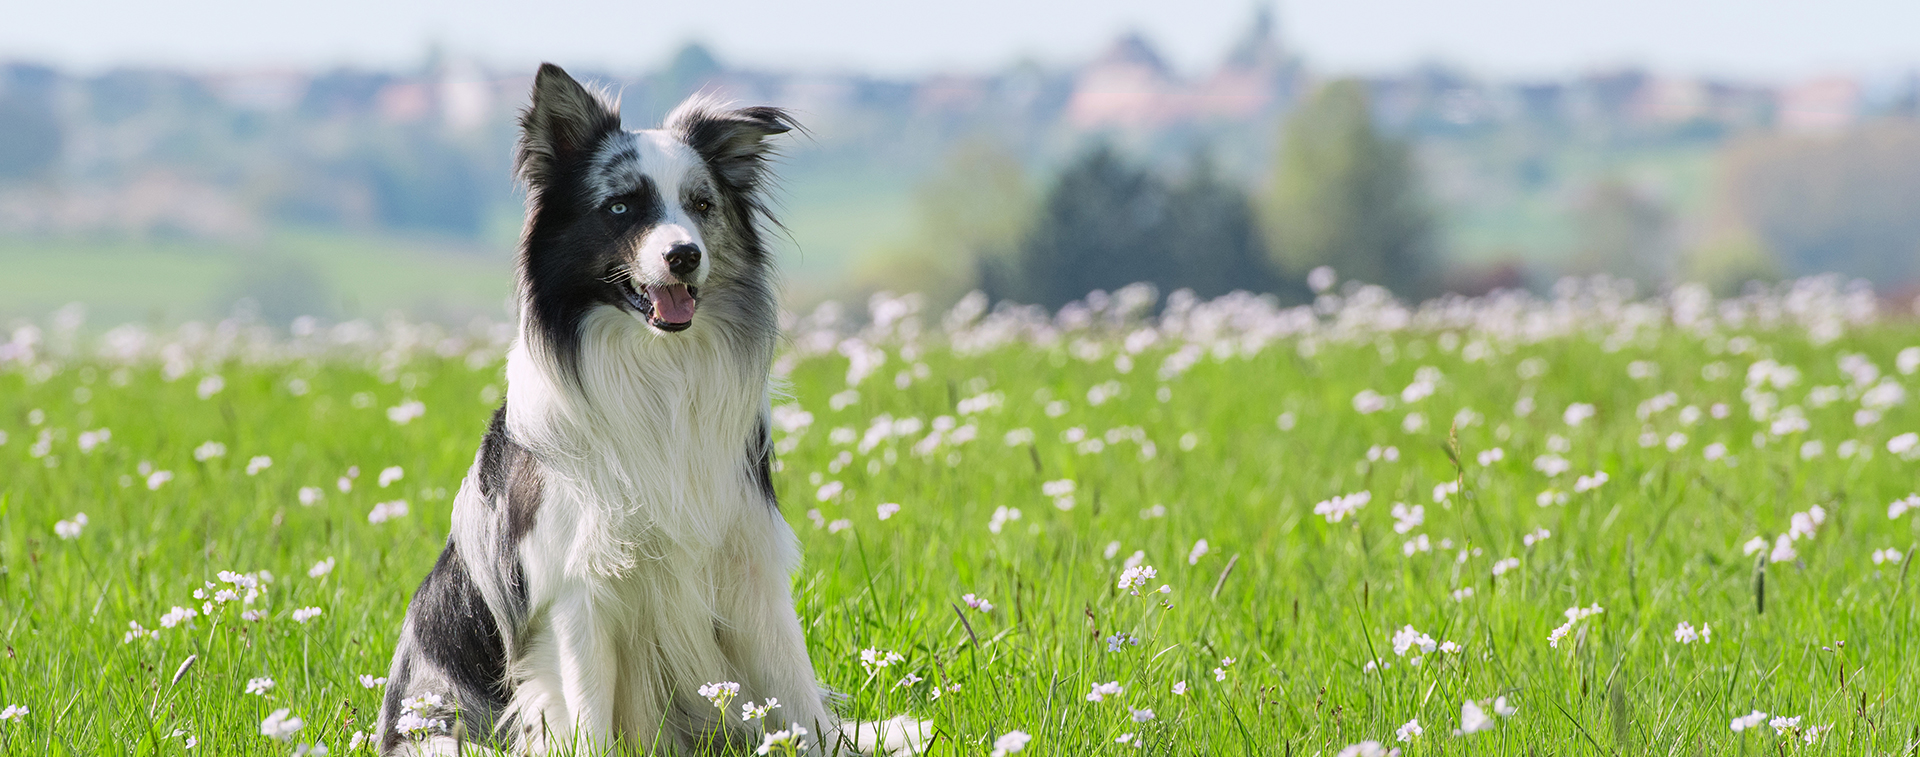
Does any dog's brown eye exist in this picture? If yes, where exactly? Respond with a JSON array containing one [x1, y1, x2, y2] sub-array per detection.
[[693, 199, 711, 214]]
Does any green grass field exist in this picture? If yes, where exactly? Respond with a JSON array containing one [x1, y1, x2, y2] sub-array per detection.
[[1, 281, 1917, 755]]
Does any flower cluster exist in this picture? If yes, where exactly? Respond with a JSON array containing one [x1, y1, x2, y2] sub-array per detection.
[[393, 693, 446, 737], [1313, 491, 1372, 523], [1673, 621, 1714, 645], [1742, 505, 1827, 563], [1547, 603, 1604, 648], [858, 648, 904, 675], [698, 681, 740, 710]]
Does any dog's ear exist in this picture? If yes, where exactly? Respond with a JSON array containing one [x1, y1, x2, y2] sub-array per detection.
[[515, 63, 622, 189], [667, 98, 796, 192]]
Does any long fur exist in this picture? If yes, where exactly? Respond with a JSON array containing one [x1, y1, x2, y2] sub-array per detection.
[[376, 63, 924, 756]]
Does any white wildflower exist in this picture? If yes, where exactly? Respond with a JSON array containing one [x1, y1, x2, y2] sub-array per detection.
[[54, 513, 87, 540], [987, 506, 1021, 534], [260, 709, 304, 741], [386, 400, 426, 425], [1117, 565, 1158, 595], [1573, 471, 1608, 492], [1391, 625, 1437, 658], [1456, 699, 1495, 735], [1563, 403, 1596, 426], [1533, 455, 1571, 477], [1730, 710, 1768, 732], [159, 606, 197, 629], [858, 648, 903, 675], [1548, 603, 1604, 648], [990, 730, 1031, 756], [1313, 491, 1371, 523], [367, 500, 409, 523], [739, 698, 782, 721], [1085, 681, 1123, 702], [697, 682, 740, 709], [1335, 742, 1391, 757], [1770, 534, 1797, 563]]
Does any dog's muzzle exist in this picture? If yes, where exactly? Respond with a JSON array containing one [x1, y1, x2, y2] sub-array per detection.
[[624, 281, 700, 332]]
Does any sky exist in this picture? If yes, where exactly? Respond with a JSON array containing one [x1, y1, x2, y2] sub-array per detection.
[[5, 0, 1919, 80]]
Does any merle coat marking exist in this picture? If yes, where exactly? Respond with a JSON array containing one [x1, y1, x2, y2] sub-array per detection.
[[376, 63, 923, 756]]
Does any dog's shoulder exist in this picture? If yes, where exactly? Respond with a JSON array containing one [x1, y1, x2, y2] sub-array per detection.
[[475, 402, 543, 545]]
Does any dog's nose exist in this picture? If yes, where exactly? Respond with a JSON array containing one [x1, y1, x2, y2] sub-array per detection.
[[664, 244, 702, 278]]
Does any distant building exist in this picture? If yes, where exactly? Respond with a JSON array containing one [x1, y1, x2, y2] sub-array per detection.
[[1065, 9, 1303, 132], [1194, 7, 1302, 121], [1065, 33, 1180, 130], [1778, 76, 1861, 133]]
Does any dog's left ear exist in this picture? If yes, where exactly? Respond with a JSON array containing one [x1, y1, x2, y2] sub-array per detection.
[[668, 99, 796, 192]]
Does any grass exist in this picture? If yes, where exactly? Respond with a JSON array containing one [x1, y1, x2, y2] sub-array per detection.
[[0, 231, 517, 327], [1, 293, 1918, 755]]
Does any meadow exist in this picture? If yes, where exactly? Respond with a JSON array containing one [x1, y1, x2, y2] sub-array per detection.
[[1, 275, 1917, 755]]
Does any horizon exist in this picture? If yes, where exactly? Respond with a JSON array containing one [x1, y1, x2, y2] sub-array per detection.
[[6, 0, 1920, 82]]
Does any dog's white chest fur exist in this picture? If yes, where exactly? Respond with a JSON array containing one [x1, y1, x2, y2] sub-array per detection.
[[504, 309, 771, 576]]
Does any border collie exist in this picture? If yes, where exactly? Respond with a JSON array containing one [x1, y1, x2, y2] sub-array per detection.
[[376, 63, 925, 756]]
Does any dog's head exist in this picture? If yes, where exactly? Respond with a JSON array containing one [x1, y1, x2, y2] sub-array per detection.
[[513, 63, 792, 363]]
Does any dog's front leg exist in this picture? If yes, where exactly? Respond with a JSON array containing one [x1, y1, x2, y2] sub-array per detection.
[[718, 517, 932, 756], [551, 590, 619, 754], [716, 521, 839, 743]]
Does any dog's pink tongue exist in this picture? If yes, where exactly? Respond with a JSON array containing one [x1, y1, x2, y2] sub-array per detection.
[[647, 283, 697, 323]]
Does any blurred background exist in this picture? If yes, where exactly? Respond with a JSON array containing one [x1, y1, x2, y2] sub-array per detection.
[[4, 0, 1920, 326]]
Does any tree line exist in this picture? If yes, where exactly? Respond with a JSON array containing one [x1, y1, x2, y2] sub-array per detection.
[[974, 78, 1437, 308]]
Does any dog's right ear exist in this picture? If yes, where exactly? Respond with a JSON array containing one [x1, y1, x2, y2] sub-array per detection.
[[515, 63, 622, 189]]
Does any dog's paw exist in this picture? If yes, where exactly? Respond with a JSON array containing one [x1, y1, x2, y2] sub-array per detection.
[[840, 715, 932, 756]]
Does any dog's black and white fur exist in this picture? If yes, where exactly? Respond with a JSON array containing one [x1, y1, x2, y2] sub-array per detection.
[[376, 64, 922, 756]]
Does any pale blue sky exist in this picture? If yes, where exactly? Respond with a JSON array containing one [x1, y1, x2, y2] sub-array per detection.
[[4, 0, 1917, 79]]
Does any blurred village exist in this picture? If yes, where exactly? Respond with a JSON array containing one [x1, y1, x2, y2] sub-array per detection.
[[3, 8, 1920, 326]]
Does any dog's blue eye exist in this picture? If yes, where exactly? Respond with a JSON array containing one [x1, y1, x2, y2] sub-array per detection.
[[609, 203, 627, 215]]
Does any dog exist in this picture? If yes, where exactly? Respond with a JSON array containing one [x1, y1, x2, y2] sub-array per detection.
[[376, 63, 925, 756]]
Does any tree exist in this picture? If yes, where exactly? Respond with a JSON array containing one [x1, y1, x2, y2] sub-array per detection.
[[986, 145, 1155, 308], [1261, 79, 1437, 297], [859, 139, 1032, 308], [1156, 159, 1283, 300], [1713, 122, 1920, 288], [0, 64, 64, 180], [986, 144, 1279, 309], [1571, 178, 1673, 287]]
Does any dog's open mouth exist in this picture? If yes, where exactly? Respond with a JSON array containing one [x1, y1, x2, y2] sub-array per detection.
[[624, 282, 699, 332]]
